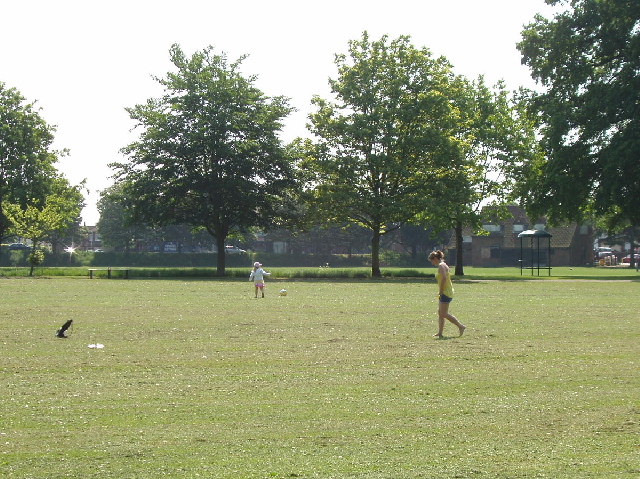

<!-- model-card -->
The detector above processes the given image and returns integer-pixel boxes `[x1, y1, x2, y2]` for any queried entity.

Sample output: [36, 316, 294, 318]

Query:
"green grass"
[1, 276, 638, 478]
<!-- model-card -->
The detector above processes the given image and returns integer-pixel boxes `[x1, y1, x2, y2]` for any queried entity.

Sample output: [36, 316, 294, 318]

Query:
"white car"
[225, 246, 246, 254]
[596, 247, 614, 259]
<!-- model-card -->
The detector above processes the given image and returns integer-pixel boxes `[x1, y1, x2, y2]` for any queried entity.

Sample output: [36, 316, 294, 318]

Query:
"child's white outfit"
[249, 267, 270, 285]
[249, 266, 270, 297]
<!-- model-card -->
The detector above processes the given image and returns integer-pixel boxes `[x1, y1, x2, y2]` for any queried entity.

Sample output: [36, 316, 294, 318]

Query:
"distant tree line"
[96, 189, 450, 258]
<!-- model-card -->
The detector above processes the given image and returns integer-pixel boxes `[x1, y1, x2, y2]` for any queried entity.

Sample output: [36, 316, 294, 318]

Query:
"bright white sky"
[2, 0, 558, 225]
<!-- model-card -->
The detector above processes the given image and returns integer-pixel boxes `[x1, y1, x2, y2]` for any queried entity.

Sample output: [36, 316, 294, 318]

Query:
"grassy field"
[1, 275, 638, 478]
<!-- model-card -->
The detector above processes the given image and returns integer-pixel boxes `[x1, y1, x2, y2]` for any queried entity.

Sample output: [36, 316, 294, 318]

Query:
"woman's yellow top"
[436, 265, 454, 297]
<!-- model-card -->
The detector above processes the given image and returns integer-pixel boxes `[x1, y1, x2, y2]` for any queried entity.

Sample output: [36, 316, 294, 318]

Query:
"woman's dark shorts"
[439, 294, 453, 303]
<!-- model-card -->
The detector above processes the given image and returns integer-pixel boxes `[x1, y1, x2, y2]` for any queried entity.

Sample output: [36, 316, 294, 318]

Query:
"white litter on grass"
[88, 343, 105, 349]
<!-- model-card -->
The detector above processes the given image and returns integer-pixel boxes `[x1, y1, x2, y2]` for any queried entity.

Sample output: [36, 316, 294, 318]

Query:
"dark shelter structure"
[518, 229, 552, 276]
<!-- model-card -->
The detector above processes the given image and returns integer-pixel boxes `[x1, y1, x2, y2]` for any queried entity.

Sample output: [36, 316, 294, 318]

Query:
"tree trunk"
[454, 220, 464, 276]
[215, 235, 226, 277]
[629, 226, 636, 269]
[371, 229, 382, 278]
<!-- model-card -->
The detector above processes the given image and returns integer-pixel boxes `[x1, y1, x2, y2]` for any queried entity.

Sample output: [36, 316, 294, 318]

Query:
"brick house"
[447, 205, 593, 267]
[79, 225, 103, 251]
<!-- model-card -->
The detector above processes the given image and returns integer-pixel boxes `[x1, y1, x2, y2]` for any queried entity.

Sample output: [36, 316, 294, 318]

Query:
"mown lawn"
[1, 276, 638, 478]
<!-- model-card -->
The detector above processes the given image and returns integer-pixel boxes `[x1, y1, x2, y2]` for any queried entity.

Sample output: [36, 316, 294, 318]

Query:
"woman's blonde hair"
[428, 250, 445, 261]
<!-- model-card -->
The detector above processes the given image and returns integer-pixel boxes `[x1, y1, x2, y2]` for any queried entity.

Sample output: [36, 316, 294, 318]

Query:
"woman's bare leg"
[438, 302, 465, 336]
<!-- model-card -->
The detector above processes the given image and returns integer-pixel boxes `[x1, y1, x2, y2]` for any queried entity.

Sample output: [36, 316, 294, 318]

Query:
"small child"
[249, 261, 271, 298]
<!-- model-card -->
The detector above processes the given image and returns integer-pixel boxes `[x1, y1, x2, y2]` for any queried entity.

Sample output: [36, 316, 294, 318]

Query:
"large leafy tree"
[3, 188, 81, 275]
[0, 82, 64, 248]
[42, 177, 85, 252]
[423, 79, 541, 275]
[114, 44, 299, 275]
[517, 0, 640, 266]
[306, 33, 469, 277]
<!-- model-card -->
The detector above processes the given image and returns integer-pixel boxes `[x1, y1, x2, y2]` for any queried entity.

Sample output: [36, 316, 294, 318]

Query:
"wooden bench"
[88, 268, 130, 279]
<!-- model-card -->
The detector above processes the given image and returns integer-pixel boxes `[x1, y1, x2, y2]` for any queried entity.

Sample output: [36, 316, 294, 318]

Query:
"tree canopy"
[305, 33, 538, 276]
[517, 0, 640, 234]
[416, 77, 540, 275]
[306, 33, 470, 277]
[0, 82, 84, 264]
[114, 44, 299, 275]
[0, 82, 68, 245]
[96, 183, 150, 252]
[3, 186, 81, 274]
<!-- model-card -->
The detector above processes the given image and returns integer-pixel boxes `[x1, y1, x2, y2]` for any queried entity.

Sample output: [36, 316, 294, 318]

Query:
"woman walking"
[428, 250, 466, 338]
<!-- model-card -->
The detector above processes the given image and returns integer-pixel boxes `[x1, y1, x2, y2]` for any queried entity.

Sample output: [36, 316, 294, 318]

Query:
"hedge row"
[1, 250, 432, 269]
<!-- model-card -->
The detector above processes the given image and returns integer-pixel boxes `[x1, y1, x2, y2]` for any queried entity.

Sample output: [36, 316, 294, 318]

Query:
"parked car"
[596, 247, 615, 259]
[622, 254, 639, 264]
[225, 246, 246, 254]
[8, 243, 30, 250]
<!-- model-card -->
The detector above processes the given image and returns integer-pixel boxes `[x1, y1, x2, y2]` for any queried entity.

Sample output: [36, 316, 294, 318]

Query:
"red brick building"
[448, 206, 593, 267]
